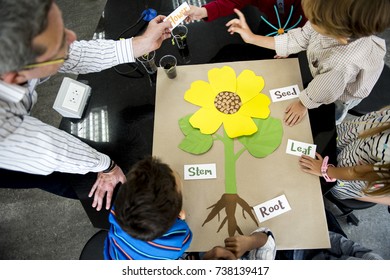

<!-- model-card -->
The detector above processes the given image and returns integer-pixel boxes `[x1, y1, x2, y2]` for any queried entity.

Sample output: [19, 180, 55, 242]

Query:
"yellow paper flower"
[184, 66, 271, 138]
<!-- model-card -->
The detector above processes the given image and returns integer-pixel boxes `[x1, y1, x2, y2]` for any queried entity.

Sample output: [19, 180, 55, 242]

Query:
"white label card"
[184, 163, 217, 180]
[253, 194, 291, 223]
[269, 84, 300, 102]
[286, 139, 316, 158]
[163, 2, 190, 30]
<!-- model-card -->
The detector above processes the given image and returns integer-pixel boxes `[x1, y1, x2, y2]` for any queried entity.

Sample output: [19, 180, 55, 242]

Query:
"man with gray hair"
[0, 0, 171, 211]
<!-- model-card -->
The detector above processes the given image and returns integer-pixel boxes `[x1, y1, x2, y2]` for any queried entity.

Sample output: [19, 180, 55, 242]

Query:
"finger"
[283, 111, 294, 124]
[227, 26, 240, 35]
[153, 15, 166, 23]
[233, 8, 246, 21]
[299, 161, 313, 169]
[95, 195, 103, 211]
[160, 20, 172, 30]
[226, 18, 240, 27]
[284, 103, 292, 113]
[288, 115, 300, 126]
[300, 154, 313, 161]
[315, 152, 323, 160]
[301, 168, 312, 174]
[89, 178, 100, 197]
[93, 188, 104, 211]
[105, 189, 113, 210]
[293, 115, 303, 126]
[224, 236, 235, 243]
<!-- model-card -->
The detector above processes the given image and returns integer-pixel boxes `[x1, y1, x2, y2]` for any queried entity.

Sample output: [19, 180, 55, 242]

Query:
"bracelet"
[103, 159, 116, 173]
[321, 156, 336, 182]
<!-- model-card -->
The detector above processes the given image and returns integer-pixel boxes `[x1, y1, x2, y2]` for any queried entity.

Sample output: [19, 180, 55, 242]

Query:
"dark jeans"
[0, 169, 79, 199]
[0, 168, 113, 229]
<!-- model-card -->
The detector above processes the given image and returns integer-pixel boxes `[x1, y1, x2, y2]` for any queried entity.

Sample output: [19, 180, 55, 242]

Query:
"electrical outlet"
[53, 77, 91, 118]
[62, 82, 86, 112]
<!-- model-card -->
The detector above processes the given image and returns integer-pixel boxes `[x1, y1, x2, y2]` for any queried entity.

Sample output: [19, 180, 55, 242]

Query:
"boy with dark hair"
[104, 157, 192, 260]
[226, 0, 390, 126]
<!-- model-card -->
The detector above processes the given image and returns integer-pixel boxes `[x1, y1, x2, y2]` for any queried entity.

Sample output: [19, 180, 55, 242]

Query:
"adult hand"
[226, 9, 255, 44]
[132, 15, 171, 58]
[185, 5, 207, 22]
[89, 165, 126, 211]
[284, 100, 308, 126]
[299, 152, 324, 177]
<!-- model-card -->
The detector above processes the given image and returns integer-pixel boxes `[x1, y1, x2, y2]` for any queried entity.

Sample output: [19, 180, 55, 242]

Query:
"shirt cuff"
[90, 153, 111, 173]
[299, 89, 322, 109]
[274, 34, 289, 57]
[115, 38, 135, 64]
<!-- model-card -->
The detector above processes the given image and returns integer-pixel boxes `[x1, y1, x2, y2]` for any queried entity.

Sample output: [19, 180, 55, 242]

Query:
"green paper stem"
[220, 130, 238, 194]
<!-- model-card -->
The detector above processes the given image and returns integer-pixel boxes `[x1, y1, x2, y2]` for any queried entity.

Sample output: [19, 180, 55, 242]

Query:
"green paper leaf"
[178, 130, 213, 154]
[238, 117, 283, 158]
[179, 114, 196, 136]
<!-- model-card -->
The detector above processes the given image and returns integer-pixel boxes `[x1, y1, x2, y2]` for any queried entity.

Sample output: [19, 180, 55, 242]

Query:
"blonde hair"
[354, 121, 390, 197]
[302, 0, 390, 39]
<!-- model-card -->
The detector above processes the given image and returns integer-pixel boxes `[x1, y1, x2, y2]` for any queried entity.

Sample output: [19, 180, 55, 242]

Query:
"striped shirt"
[330, 108, 390, 199]
[0, 38, 135, 175]
[104, 210, 192, 260]
[275, 22, 386, 109]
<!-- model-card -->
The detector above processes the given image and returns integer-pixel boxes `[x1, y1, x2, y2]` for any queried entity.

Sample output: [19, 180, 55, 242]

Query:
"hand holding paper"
[163, 2, 190, 30]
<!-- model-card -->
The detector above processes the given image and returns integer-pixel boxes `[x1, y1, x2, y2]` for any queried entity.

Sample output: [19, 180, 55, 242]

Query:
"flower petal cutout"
[208, 66, 237, 94]
[239, 94, 271, 119]
[184, 80, 216, 108]
[223, 114, 258, 138]
[236, 70, 265, 104]
[189, 107, 223, 135]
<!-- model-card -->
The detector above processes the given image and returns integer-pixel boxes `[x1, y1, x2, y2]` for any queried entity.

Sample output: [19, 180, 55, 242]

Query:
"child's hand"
[202, 246, 236, 260]
[185, 5, 207, 22]
[226, 9, 255, 43]
[299, 153, 323, 177]
[284, 100, 308, 126]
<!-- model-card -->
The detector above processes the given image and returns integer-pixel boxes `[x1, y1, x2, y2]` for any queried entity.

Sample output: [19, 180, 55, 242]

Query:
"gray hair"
[0, 0, 53, 74]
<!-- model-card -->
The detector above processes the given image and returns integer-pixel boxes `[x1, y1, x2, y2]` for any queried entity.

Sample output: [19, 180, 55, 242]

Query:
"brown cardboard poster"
[153, 58, 330, 251]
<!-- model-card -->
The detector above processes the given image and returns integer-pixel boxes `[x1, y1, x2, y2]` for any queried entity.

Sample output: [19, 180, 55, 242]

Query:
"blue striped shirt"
[104, 210, 193, 260]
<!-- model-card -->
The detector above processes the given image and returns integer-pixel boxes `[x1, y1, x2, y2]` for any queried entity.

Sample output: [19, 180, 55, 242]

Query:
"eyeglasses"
[22, 56, 68, 70]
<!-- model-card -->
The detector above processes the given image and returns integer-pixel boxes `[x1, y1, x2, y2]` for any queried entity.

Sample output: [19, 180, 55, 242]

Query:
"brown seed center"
[214, 91, 242, 114]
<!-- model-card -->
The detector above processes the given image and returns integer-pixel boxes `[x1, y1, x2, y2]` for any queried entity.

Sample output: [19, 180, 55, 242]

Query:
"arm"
[285, 65, 356, 126]
[226, 9, 275, 49]
[224, 227, 275, 260]
[0, 113, 125, 211]
[299, 152, 374, 181]
[60, 15, 171, 74]
[274, 21, 313, 57]
[185, 5, 208, 22]
[224, 232, 268, 258]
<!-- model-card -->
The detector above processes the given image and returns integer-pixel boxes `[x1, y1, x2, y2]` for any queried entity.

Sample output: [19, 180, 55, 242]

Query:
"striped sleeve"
[299, 68, 353, 109]
[59, 38, 135, 74]
[0, 114, 110, 175]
